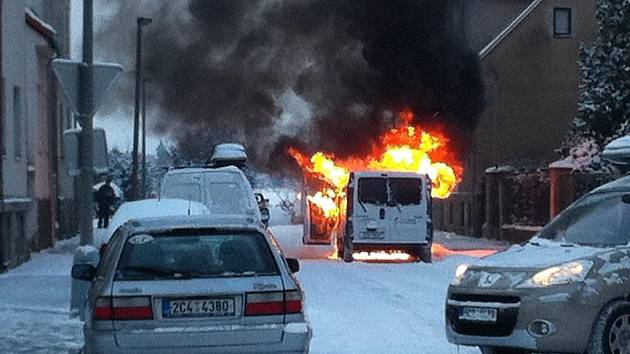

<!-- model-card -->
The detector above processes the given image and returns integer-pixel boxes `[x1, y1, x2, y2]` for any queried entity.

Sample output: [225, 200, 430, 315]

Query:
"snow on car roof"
[123, 214, 263, 234]
[166, 165, 244, 175]
[99, 198, 210, 244]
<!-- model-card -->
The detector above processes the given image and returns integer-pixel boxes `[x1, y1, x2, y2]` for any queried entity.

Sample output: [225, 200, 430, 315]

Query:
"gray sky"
[70, 0, 163, 154]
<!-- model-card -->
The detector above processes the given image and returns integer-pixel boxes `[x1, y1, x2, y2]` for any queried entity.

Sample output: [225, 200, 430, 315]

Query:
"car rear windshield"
[116, 231, 278, 280]
[538, 193, 630, 247]
[206, 182, 249, 214]
[358, 177, 422, 206]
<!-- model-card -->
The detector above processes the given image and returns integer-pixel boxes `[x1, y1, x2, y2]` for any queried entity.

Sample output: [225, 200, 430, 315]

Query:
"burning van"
[301, 169, 433, 262]
[337, 171, 433, 263]
[290, 110, 462, 262]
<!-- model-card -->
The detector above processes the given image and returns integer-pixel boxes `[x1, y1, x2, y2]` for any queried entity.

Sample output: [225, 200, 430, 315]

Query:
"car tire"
[337, 237, 344, 260]
[342, 237, 353, 263]
[479, 346, 530, 354]
[586, 300, 630, 354]
[418, 245, 432, 263]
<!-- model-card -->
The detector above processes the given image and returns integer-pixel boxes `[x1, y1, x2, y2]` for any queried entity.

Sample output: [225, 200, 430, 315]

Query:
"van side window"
[389, 178, 422, 205]
[358, 178, 387, 205]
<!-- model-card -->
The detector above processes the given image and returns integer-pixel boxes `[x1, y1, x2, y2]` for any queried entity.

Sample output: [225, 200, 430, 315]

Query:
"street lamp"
[141, 78, 148, 198]
[131, 17, 152, 200]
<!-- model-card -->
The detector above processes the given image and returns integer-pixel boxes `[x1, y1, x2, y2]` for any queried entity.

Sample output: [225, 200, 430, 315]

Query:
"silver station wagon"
[72, 216, 311, 354]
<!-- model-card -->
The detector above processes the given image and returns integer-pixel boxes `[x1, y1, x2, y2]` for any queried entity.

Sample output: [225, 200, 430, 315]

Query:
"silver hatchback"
[72, 216, 311, 354]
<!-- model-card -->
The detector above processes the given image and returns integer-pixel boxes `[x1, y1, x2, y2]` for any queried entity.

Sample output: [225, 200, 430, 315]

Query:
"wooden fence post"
[483, 166, 513, 240]
[549, 160, 575, 219]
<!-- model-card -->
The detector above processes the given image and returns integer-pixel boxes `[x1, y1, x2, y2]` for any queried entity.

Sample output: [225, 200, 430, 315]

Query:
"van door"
[352, 177, 389, 243]
[353, 176, 428, 245]
[386, 177, 428, 244]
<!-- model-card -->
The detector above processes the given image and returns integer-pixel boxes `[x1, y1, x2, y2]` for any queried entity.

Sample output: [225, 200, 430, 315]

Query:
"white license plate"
[361, 231, 385, 239]
[163, 298, 235, 318]
[459, 307, 498, 322]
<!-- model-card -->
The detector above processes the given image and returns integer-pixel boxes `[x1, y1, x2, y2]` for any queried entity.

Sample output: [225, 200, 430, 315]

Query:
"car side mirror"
[287, 258, 300, 273]
[71, 264, 97, 281]
[261, 207, 270, 225]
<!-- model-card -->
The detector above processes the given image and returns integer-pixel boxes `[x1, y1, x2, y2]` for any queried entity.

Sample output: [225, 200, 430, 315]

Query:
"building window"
[554, 8, 572, 36]
[13, 86, 23, 158]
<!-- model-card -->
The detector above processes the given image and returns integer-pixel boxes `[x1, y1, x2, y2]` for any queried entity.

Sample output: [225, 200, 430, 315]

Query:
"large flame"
[289, 111, 463, 260]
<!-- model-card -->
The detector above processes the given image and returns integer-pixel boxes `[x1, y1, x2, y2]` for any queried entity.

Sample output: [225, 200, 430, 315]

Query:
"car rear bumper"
[84, 322, 312, 354]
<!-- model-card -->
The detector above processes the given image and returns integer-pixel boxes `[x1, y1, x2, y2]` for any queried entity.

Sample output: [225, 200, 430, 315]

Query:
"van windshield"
[116, 231, 278, 280]
[537, 192, 630, 247]
[358, 177, 422, 206]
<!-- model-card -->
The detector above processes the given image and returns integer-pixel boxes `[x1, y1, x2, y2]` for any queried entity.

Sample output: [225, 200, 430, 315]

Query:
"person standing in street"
[96, 176, 116, 228]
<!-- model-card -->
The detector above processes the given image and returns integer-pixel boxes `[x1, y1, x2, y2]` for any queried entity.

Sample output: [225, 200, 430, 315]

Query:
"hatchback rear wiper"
[120, 266, 197, 279]
[219, 271, 258, 277]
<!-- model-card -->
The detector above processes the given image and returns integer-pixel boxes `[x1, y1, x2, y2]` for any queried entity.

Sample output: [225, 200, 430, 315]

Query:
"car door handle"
[379, 208, 385, 219]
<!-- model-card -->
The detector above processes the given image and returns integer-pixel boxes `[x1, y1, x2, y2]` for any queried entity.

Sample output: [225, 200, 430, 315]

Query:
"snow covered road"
[297, 258, 478, 354]
[0, 225, 498, 354]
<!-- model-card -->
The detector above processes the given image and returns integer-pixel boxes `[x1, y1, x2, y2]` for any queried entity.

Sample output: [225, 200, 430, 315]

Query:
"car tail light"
[94, 296, 153, 321]
[284, 290, 303, 314]
[245, 290, 303, 316]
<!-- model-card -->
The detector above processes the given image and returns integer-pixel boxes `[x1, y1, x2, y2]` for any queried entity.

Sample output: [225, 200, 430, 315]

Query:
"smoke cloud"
[96, 0, 484, 171]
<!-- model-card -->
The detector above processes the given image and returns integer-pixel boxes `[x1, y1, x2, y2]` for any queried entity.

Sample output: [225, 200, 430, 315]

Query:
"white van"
[337, 171, 433, 263]
[160, 166, 267, 225]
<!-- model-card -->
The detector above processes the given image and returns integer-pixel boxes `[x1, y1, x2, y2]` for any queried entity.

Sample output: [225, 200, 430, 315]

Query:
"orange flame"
[289, 111, 463, 260]
[289, 111, 462, 199]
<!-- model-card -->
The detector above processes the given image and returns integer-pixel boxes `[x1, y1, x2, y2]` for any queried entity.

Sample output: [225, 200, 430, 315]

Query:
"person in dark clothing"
[96, 177, 116, 228]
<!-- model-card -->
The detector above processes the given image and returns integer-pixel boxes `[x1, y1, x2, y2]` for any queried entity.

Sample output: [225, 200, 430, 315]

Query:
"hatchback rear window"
[116, 231, 278, 280]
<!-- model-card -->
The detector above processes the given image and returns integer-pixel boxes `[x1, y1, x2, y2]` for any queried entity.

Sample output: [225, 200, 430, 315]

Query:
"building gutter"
[25, 7, 60, 54]
[0, 0, 4, 216]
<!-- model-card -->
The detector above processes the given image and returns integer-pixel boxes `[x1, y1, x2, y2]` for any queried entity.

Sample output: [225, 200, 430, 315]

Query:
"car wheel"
[418, 245, 432, 263]
[479, 346, 530, 354]
[587, 300, 630, 354]
[342, 237, 353, 263]
[337, 238, 344, 260]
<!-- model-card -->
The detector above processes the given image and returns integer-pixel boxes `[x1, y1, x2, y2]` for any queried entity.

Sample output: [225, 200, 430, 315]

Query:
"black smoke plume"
[96, 0, 484, 171]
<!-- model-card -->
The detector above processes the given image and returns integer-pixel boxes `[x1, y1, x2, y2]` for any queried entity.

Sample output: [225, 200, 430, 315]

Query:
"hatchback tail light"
[94, 296, 153, 320]
[245, 290, 303, 316]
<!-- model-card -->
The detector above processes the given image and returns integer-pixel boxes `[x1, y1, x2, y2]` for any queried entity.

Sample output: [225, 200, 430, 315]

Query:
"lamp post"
[141, 78, 147, 198]
[131, 17, 152, 200]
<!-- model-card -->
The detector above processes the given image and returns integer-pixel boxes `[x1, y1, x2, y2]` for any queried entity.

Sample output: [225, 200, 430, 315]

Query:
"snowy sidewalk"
[0, 237, 83, 354]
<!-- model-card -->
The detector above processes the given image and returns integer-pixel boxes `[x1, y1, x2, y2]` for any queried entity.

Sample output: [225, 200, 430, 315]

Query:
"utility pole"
[77, 0, 94, 246]
[131, 17, 152, 200]
[141, 78, 147, 198]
